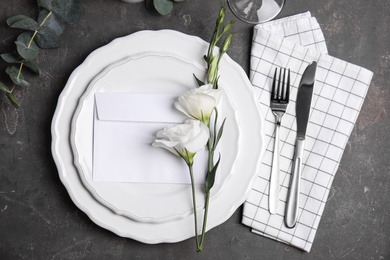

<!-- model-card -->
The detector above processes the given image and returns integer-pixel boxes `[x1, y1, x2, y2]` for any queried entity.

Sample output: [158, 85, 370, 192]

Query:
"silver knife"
[285, 61, 317, 228]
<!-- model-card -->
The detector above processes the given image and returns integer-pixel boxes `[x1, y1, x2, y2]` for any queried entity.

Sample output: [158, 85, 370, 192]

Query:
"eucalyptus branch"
[8, 11, 52, 101]
[0, 0, 83, 108]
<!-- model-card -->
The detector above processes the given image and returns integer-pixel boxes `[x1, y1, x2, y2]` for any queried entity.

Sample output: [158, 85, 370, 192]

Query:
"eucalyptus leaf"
[1, 53, 41, 75]
[15, 32, 40, 60]
[6, 93, 20, 108]
[38, 8, 65, 36]
[37, 0, 52, 10]
[6, 66, 30, 87]
[38, 0, 83, 24]
[7, 15, 39, 31]
[205, 155, 221, 192]
[1, 53, 23, 63]
[0, 82, 11, 94]
[36, 26, 61, 48]
[24, 61, 42, 75]
[153, 0, 174, 15]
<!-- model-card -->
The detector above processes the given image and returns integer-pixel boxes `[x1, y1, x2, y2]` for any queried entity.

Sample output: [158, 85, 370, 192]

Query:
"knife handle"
[285, 138, 304, 228]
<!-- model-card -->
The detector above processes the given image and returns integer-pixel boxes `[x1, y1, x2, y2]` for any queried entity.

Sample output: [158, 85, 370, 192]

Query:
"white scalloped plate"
[71, 52, 240, 223]
[51, 30, 264, 243]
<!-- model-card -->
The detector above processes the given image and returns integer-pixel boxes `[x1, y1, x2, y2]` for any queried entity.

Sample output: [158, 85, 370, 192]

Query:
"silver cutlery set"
[269, 62, 317, 228]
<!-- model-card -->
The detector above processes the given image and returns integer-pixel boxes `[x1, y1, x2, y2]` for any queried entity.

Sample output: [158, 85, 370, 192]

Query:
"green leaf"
[0, 82, 11, 94]
[24, 61, 42, 75]
[203, 54, 209, 63]
[38, 9, 65, 36]
[38, 0, 83, 24]
[215, 118, 226, 147]
[36, 26, 61, 48]
[6, 92, 20, 108]
[153, 0, 174, 15]
[7, 15, 39, 31]
[37, 0, 52, 10]
[15, 32, 40, 60]
[205, 155, 221, 192]
[6, 66, 30, 87]
[1, 53, 23, 63]
[193, 74, 205, 87]
[1, 53, 41, 75]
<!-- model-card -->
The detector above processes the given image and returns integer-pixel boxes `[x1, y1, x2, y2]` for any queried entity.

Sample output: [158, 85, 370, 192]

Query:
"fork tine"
[277, 68, 282, 99]
[285, 68, 290, 101]
[281, 68, 286, 100]
[271, 67, 291, 102]
[271, 68, 277, 100]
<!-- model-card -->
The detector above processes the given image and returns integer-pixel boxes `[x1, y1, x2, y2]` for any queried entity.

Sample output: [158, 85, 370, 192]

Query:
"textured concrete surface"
[0, 0, 389, 259]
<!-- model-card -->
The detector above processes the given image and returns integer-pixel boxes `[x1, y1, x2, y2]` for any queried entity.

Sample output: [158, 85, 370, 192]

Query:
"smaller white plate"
[71, 52, 240, 223]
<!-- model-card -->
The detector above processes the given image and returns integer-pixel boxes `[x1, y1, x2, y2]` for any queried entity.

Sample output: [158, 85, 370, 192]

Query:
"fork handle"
[285, 138, 304, 228]
[269, 122, 281, 214]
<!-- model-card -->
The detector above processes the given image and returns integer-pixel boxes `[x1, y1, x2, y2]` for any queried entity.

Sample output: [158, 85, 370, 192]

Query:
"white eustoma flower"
[175, 84, 222, 124]
[152, 119, 210, 165]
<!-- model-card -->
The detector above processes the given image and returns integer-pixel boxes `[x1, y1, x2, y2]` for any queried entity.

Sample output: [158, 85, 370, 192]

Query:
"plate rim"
[51, 29, 265, 243]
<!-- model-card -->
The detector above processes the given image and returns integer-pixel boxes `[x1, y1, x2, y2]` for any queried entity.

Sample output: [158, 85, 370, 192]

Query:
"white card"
[93, 92, 209, 184]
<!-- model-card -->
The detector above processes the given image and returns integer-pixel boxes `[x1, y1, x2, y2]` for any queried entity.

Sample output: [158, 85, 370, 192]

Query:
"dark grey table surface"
[1, 0, 389, 259]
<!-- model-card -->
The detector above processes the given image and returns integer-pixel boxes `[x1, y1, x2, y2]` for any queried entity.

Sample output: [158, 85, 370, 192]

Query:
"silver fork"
[269, 67, 290, 214]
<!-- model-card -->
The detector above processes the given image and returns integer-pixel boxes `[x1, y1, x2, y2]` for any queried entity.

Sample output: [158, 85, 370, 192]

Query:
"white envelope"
[93, 92, 209, 184]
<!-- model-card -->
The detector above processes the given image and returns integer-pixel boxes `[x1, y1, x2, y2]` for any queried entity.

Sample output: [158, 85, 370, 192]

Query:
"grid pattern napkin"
[242, 12, 373, 252]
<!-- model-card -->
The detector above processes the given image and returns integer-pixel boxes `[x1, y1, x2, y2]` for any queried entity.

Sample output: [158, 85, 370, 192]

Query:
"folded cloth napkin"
[242, 12, 374, 252]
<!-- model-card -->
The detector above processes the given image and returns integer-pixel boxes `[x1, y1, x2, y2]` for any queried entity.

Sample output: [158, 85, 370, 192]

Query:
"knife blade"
[285, 61, 317, 228]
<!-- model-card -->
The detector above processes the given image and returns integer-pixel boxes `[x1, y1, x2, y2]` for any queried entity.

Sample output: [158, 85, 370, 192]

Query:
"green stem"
[198, 111, 217, 252]
[38, 11, 52, 27]
[28, 31, 38, 48]
[188, 163, 200, 249]
[198, 190, 211, 252]
[18, 63, 24, 75]
[207, 134, 213, 170]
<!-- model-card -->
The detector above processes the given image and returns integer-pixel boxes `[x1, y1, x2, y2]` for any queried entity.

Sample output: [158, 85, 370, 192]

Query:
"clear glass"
[228, 0, 285, 24]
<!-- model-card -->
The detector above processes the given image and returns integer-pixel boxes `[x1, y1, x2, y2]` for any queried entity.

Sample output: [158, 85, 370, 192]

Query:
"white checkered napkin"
[242, 12, 373, 252]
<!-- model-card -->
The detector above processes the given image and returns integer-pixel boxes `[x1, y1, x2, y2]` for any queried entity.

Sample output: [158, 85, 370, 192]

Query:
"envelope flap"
[95, 92, 186, 123]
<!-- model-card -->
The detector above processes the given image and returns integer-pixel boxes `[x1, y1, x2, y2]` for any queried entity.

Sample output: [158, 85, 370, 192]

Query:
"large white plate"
[71, 52, 240, 223]
[51, 30, 264, 243]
